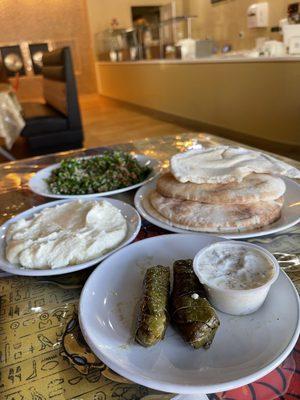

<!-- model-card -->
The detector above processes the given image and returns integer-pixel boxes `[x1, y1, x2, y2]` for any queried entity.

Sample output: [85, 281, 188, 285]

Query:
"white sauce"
[5, 200, 127, 269]
[196, 242, 274, 290]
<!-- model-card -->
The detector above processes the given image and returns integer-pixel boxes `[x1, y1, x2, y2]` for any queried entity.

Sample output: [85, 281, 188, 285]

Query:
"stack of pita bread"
[143, 146, 300, 233]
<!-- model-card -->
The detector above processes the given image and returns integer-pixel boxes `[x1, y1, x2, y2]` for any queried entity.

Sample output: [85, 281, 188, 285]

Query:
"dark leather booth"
[21, 47, 83, 155]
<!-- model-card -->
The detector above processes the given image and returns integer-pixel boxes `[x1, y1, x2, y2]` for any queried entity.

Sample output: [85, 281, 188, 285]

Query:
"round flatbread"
[157, 172, 286, 204]
[170, 147, 300, 184]
[147, 190, 283, 233]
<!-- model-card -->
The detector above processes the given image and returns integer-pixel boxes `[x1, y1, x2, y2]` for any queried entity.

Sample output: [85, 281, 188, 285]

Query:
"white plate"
[79, 234, 300, 394]
[134, 177, 300, 239]
[29, 154, 162, 199]
[0, 198, 141, 276]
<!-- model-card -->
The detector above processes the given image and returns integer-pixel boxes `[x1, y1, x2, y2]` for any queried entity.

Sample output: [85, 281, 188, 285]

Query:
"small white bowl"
[193, 241, 280, 316]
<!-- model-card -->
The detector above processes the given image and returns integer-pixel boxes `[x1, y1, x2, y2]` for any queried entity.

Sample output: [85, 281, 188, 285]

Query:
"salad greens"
[47, 151, 152, 195]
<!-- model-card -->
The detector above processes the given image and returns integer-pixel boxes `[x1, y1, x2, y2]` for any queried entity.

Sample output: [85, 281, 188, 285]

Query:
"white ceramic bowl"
[29, 154, 162, 199]
[193, 241, 280, 316]
[0, 197, 141, 276]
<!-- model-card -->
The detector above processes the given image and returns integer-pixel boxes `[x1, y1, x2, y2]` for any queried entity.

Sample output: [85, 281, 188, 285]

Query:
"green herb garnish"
[47, 151, 152, 195]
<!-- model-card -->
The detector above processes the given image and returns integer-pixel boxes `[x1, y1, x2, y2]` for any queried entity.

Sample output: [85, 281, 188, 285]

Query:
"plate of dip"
[79, 234, 300, 395]
[0, 198, 141, 276]
[29, 154, 162, 199]
[134, 177, 300, 239]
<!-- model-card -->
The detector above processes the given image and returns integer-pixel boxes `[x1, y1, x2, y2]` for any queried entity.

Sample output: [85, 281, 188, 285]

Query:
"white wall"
[181, 0, 290, 50]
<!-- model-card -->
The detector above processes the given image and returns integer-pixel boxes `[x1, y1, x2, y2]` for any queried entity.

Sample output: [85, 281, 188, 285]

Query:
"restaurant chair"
[20, 47, 83, 155]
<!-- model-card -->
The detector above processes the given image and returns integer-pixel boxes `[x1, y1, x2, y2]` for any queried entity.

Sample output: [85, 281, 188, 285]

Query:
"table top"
[0, 133, 299, 400]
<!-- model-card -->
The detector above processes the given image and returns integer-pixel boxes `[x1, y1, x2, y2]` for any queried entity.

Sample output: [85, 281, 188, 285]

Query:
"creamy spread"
[195, 242, 274, 290]
[6, 200, 127, 269]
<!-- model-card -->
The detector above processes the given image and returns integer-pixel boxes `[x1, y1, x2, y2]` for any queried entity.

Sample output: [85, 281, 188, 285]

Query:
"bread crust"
[146, 190, 283, 233]
[157, 173, 285, 204]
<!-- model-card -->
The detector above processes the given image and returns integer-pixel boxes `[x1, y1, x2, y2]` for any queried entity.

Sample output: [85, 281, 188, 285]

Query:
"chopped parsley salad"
[47, 151, 152, 195]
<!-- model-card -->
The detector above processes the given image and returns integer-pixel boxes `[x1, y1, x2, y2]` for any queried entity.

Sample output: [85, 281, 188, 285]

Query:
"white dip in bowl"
[5, 200, 127, 269]
[193, 241, 279, 315]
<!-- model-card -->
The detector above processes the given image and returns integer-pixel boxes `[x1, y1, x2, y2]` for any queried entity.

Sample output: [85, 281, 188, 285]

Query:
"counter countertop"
[97, 55, 300, 65]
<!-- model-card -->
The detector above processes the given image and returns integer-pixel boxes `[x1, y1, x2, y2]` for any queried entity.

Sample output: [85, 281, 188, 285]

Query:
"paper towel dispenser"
[247, 3, 269, 28]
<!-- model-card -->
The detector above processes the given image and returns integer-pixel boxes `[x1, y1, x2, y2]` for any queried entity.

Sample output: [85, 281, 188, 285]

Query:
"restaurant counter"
[96, 58, 300, 149]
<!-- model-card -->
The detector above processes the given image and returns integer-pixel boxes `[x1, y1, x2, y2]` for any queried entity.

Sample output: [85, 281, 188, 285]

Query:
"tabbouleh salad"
[47, 151, 152, 195]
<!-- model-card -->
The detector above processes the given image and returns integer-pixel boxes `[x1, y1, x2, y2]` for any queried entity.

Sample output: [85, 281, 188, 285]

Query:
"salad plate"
[134, 177, 300, 239]
[79, 234, 300, 394]
[29, 154, 162, 199]
[0, 198, 141, 276]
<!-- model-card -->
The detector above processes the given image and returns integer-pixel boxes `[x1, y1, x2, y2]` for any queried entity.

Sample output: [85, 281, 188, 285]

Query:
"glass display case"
[96, 15, 197, 61]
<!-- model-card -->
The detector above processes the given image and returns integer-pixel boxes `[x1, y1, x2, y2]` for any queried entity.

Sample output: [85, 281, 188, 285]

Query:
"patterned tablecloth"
[0, 133, 299, 400]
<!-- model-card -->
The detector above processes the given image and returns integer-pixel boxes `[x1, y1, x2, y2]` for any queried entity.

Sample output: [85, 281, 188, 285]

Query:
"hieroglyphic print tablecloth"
[0, 133, 299, 400]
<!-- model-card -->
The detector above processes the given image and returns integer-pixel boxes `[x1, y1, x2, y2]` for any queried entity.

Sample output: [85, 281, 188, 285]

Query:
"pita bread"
[171, 147, 300, 184]
[147, 190, 283, 233]
[157, 172, 285, 204]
